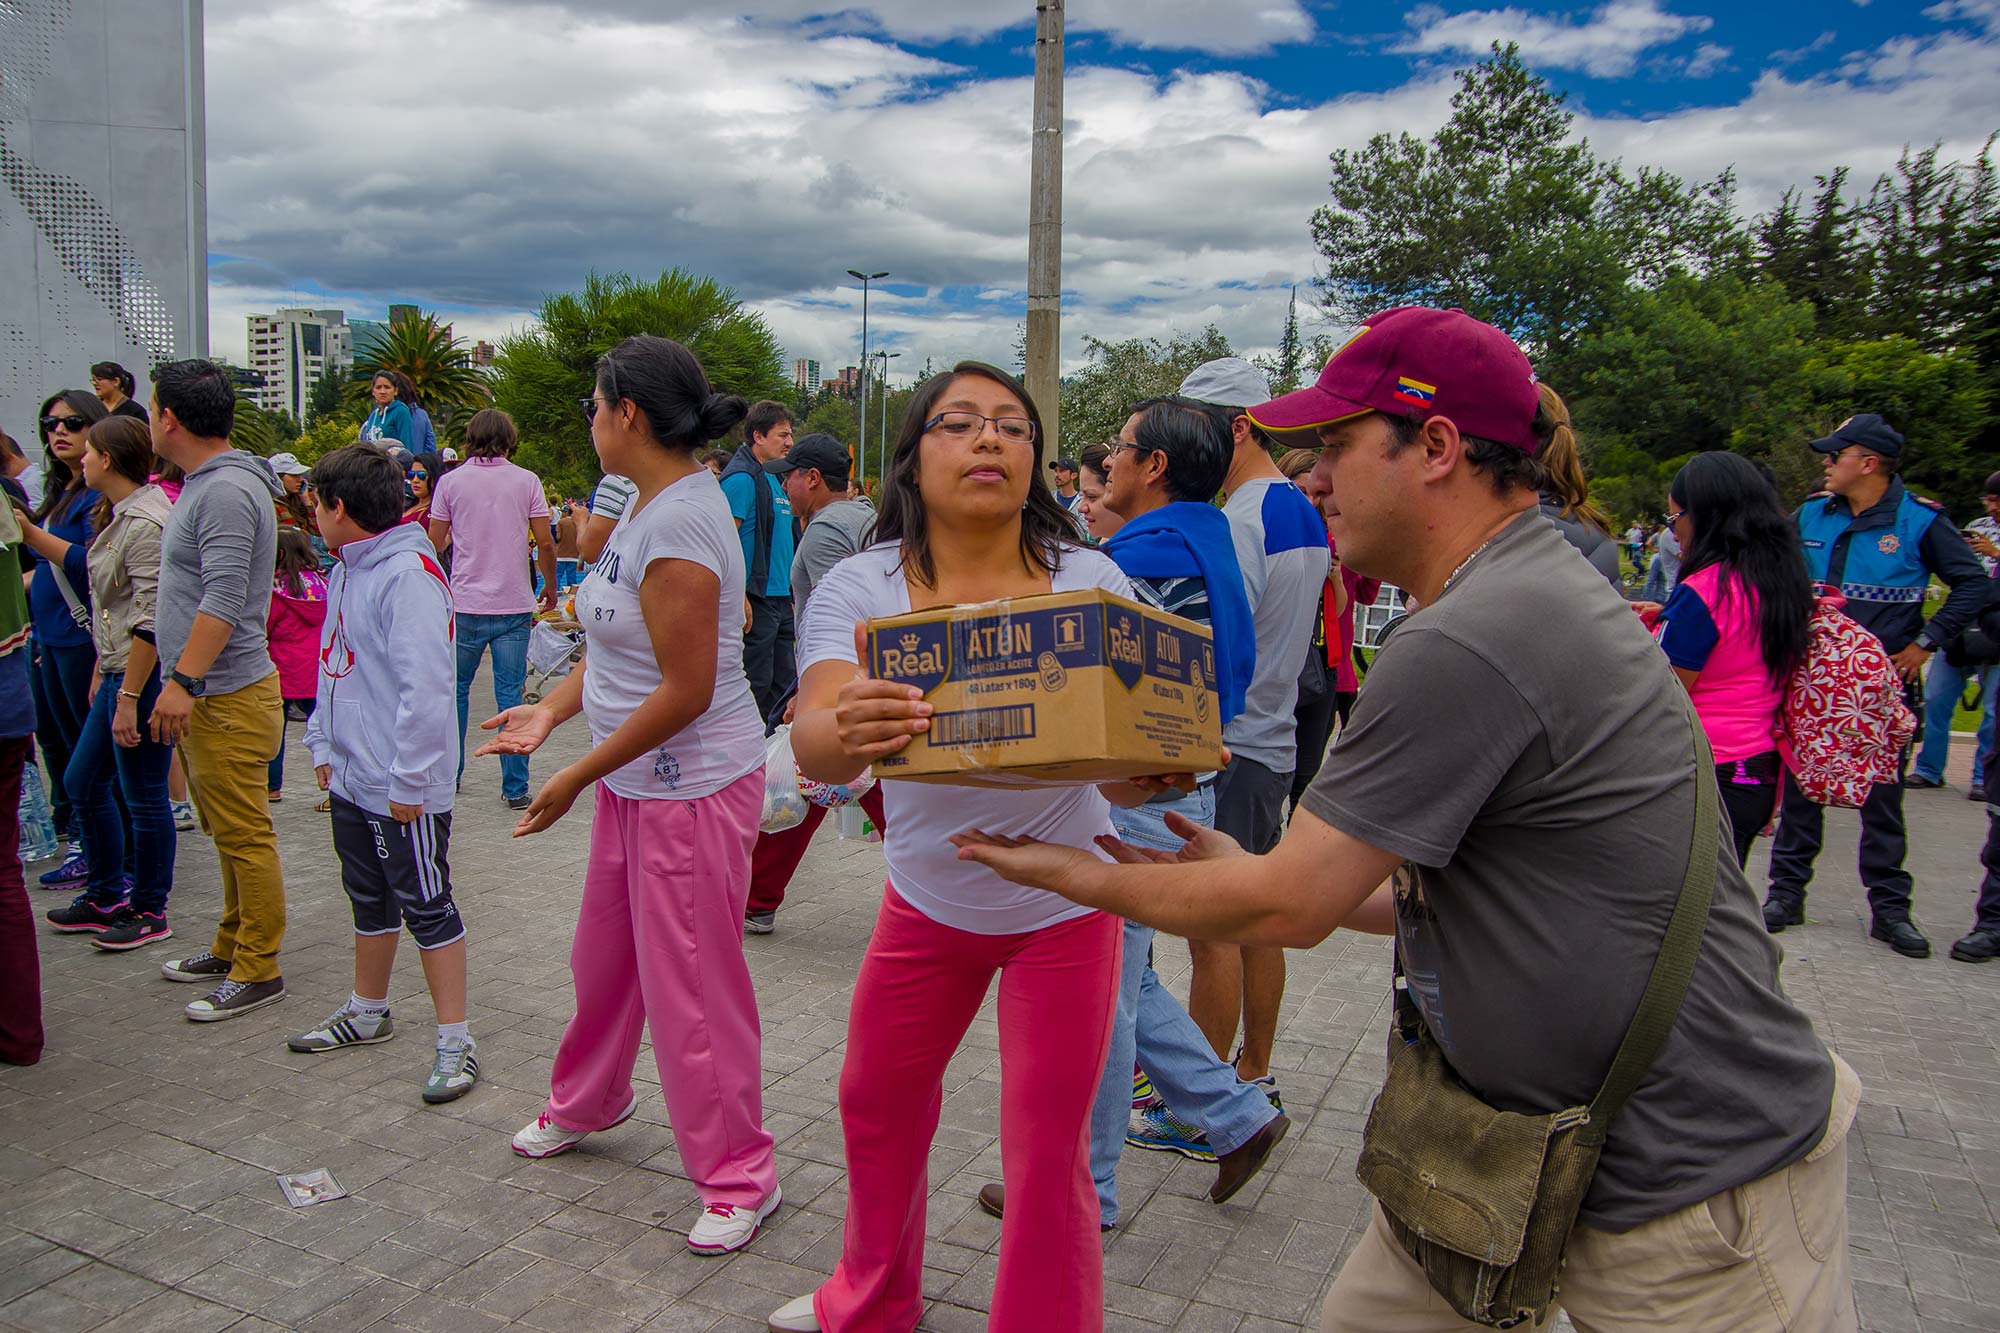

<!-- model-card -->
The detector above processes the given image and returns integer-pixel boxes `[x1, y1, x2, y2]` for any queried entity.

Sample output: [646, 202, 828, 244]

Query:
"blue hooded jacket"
[1103, 501, 1256, 724]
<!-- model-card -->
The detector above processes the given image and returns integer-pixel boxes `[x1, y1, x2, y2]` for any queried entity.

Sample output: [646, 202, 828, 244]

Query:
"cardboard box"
[867, 588, 1224, 786]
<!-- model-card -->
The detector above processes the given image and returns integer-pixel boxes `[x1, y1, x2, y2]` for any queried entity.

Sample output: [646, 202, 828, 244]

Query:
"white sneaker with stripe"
[287, 1004, 394, 1053]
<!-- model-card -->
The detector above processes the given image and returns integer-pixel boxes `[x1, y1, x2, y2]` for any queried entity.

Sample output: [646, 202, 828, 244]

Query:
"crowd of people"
[2, 306, 1996, 1331]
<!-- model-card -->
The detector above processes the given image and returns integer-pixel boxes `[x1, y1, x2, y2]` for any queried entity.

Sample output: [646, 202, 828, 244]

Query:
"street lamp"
[873, 350, 902, 482]
[847, 269, 889, 488]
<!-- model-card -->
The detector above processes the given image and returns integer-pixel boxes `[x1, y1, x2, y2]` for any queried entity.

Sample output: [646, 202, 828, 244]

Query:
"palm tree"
[348, 309, 491, 444]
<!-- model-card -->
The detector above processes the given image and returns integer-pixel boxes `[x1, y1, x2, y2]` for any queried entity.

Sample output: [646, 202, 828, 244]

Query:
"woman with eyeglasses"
[768, 361, 1188, 1333]
[477, 335, 779, 1257]
[18, 391, 110, 891]
[1643, 452, 1813, 866]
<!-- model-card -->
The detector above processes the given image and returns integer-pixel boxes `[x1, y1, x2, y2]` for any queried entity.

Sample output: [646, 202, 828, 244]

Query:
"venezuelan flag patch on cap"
[1392, 376, 1437, 407]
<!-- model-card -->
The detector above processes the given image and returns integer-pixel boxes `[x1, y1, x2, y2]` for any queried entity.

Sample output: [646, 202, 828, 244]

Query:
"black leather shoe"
[1949, 929, 2000, 962]
[1971, 785, 1987, 803]
[1762, 896, 1805, 933]
[1209, 1113, 1290, 1205]
[1905, 774, 1944, 790]
[1870, 917, 1932, 958]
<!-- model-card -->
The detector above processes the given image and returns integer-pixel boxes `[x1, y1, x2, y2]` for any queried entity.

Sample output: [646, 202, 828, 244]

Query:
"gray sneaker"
[424, 1039, 479, 1104]
[185, 977, 286, 1022]
[288, 1004, 394, 1053]
[161, 950, 231, 982]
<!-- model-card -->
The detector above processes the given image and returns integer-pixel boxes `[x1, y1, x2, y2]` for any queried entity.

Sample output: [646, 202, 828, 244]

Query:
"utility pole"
[1026, 0, 1064, 457]
[847, 268, 888, 488]
[874, 350, 901, 479]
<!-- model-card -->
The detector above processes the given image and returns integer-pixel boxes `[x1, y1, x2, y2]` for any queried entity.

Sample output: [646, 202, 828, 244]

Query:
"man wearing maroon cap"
[955, 308, 1856, 1330]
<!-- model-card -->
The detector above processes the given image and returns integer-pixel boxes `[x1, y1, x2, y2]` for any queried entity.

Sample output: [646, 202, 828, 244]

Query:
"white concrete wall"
[1, 0, 207, 437]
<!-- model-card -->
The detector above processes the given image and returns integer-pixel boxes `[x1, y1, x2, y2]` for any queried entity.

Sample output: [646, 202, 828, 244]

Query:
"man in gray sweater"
[146, 360, 291, 1022]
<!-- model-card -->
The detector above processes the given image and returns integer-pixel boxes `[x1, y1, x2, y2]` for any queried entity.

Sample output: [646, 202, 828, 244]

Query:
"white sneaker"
[510, 1093, 638, 1159]
[686, 1185, 781, 1255]
[766, 1291, 820, 1332]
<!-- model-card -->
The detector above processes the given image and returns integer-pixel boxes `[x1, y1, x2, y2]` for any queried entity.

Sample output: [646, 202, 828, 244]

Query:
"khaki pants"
[181, 674, 287, 984]
[1322, 1053, 1862, 1333]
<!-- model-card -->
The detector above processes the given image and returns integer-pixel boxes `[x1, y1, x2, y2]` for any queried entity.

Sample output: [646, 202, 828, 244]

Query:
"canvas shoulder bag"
[1352, 708, 1719, 1329]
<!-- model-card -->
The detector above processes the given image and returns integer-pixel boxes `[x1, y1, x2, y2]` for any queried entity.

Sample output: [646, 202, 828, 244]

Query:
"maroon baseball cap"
[1246, 307, 1542, 454]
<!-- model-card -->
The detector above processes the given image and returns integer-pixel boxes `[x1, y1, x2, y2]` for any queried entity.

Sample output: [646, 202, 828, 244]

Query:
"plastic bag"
[760, 726, 808, 833]
[17, 759, 60, 863]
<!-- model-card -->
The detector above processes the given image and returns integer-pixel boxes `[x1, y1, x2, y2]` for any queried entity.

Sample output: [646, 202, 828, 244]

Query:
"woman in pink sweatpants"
[477, 341, 779, 1256]
[771, 362, 1199, 1332]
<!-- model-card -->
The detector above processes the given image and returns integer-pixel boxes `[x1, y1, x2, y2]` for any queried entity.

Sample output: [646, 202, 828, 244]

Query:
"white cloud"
[478, 0, 1316, 54]
[1396, 0, 1713, 78]
[1924, 0, 2000, 33]
[201, 0, 1998, 402]
[1771, 31, 1837, 64]
[1681, 42, 1731, 77]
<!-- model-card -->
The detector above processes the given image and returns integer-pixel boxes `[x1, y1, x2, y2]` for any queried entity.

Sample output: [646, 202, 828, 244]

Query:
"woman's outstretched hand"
[477, 703, 554, 757]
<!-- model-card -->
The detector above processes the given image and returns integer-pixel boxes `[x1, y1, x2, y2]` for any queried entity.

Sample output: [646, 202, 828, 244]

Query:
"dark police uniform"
[1768, 476, 1987, 925]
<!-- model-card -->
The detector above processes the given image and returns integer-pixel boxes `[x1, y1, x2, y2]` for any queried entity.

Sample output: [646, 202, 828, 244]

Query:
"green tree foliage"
[304, 367, 351, 429]
[1254, 288, 1305, 395]
[228, 399, 278, 456]
[492, 269, 790, 497]
[1058, 326, 1234, 454]
[290, 413, 360, 466]
[1311, 44, 1743, 374]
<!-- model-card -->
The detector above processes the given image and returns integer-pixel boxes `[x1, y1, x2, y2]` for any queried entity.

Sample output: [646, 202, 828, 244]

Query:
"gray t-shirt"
[790, 497, 876, 625]
[157, 450, 279, 695]
[1301, 509, 1832, 1232]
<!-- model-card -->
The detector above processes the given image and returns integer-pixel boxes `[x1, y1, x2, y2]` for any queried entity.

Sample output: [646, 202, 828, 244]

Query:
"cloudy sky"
[203, 0, 2000, 385]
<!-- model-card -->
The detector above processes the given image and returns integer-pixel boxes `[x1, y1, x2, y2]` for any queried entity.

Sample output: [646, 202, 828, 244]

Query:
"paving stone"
[6, 673, 1999, 1329]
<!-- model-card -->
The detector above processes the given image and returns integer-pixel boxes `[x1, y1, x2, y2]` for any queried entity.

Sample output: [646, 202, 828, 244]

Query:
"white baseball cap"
[267, 452, 310, 477]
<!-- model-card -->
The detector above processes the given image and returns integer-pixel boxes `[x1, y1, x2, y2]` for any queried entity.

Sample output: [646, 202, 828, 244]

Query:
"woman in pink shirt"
[1648, 452, 1814, 865]
[266, 529, 330, 803]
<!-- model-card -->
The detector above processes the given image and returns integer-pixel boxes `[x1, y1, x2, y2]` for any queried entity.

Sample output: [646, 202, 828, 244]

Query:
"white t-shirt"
[799, 541, 1129, 935]
[575, 469, 765, 801]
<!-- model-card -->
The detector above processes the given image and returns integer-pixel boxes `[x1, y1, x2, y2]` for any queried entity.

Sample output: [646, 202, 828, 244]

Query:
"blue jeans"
[456, 612, 531, 800]
[1088, 786, 1278, 1225]
[32, 639, 95, 839]
[63, 669, 173, 912]
[1915, 657, 1997, 785]
[268, 697, 318, 794]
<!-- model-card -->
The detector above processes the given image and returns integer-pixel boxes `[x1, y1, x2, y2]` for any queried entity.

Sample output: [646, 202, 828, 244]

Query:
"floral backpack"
[1777, 590, 1917, 807]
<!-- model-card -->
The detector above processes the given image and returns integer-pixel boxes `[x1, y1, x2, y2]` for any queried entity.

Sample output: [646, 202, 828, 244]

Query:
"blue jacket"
[27, 485, 100, 649]
[1103, 502, 1256, 724]
[1796, 477, 1987, 654]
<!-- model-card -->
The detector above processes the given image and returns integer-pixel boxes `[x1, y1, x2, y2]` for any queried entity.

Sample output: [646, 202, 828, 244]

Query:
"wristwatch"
[170, 670, 207, 697]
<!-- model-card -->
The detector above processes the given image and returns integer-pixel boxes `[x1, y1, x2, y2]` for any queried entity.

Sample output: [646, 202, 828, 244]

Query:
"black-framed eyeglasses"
[40, 414, 88, 435]
[922, 411, 1037, 444]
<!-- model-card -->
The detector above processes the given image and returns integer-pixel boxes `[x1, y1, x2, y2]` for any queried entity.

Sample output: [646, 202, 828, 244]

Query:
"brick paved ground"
[5, 679, 2000, 1332]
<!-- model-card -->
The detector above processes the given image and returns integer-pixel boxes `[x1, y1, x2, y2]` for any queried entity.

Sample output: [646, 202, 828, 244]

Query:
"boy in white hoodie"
[288, 445, 476, 1103]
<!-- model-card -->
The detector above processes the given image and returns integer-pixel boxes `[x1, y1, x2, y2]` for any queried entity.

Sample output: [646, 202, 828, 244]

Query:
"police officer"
[1764, 414, 1989, 957]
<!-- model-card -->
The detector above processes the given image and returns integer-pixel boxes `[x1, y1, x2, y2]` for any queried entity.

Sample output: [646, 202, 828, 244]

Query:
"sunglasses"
[412, 470, 429, 480]
[578, 397, 601, 424]
[41, 414, 89, 435]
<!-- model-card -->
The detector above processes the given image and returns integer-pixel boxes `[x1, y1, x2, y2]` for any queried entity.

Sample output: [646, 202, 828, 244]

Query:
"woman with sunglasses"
[403, 452, 443, 526]
[478, 336, 779, 1256]
[19, 392, 109, 891]
[768, 362, 1184, 1333]
[30, 418, 176, 945]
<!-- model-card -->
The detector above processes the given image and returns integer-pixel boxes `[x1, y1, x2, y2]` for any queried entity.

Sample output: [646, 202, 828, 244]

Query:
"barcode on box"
[930, 705, 1036, 747]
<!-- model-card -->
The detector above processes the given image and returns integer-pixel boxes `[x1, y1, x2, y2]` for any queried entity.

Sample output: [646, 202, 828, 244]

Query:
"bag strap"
[49, 559, 90, 630]
[1580, 700, 1718, 1145]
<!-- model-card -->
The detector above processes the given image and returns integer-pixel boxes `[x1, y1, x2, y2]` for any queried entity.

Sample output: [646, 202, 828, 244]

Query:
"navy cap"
[1811, 413, 1904, 458]
[766, 433, 851, 486]
[1052, 456, 1079, 473]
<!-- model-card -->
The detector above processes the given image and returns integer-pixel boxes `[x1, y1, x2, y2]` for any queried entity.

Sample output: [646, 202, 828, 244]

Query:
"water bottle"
[17, 761, 60, 864]
[836, 804, 866, 840]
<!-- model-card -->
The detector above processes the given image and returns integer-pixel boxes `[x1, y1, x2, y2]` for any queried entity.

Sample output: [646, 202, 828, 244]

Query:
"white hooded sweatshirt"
[303, 522, 458, 815]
